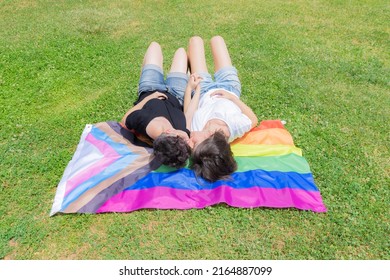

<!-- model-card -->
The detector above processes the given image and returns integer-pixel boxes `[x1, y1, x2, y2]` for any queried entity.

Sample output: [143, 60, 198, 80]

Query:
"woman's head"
[153, 133, 191, 169]
[188, 130, 211, 149]
[190, 131, 237, 182]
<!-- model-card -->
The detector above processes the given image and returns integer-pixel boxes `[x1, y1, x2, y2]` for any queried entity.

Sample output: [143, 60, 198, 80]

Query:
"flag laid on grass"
[50, 120, 327, 215]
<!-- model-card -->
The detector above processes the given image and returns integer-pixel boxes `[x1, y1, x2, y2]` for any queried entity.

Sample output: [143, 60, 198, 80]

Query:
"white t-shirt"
[191, 88, 252, 142]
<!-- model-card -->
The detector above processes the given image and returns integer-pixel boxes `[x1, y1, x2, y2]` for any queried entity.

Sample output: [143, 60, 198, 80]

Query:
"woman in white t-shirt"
[184, 36, 258, 182]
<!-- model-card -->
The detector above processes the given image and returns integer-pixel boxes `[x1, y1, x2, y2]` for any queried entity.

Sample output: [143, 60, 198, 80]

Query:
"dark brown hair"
[190, 131, 237, 182]
[153, 134, 191, 169]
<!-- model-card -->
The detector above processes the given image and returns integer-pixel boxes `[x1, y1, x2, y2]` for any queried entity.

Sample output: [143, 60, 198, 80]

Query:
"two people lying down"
[120, 36, 258, 182]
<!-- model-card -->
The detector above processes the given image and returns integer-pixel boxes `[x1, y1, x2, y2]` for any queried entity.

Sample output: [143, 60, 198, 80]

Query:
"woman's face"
[188, 130, 212, 149]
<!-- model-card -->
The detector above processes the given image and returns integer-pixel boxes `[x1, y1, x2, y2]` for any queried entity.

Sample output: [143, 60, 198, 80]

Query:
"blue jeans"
[198, 66, 241, 97]
[138, 64, 189, 105]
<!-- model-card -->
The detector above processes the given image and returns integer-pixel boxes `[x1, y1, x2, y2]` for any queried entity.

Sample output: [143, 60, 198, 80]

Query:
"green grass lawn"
[0, 0, 389, 259]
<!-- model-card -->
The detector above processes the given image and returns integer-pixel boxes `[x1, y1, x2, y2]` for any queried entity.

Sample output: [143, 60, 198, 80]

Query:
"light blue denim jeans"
[198, 66, 241, 97]
[138, 64, 188, 105]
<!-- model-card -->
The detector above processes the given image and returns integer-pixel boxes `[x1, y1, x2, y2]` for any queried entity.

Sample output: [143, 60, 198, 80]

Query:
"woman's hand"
[144, 92, 167, 102]
[210, 90, 237, 100]
[187, 73, 202, 90]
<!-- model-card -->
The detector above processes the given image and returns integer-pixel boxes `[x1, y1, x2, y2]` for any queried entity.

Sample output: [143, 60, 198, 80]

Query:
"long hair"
[153, 134, 191, 169]
[190, 131, 237, 182]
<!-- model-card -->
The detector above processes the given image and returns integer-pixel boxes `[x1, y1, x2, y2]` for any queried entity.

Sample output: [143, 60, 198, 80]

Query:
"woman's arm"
[120, 92, 167, 126]
[184, 85, 200, 130]
[211, 90, 258, 128]
[184, 74, 202, 130]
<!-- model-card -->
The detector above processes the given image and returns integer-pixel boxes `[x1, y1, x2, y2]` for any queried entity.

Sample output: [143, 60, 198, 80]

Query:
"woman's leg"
[142, 41, 163, 68]
[169, 47, 187, 73]
[210, 35, 232, 72]
[187, 36, 209, 74]
[138, 42, 166, 95]
[166, 48, 189, 104]
[210, 36, 241, 97]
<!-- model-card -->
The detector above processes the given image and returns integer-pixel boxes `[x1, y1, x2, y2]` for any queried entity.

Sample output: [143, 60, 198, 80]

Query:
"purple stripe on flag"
[96, 185, 327, 213]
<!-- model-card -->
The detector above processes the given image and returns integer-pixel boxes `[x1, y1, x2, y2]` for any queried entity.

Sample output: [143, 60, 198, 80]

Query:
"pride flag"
[50, 120, 327, 215]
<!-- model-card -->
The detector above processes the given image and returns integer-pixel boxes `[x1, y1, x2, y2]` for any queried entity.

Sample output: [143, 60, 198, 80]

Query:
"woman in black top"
[121, 42, 200, 168]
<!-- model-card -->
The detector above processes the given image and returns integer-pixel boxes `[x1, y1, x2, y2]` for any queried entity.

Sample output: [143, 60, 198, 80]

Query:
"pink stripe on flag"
[96, 186, 327, 213]
[65, 133, 120, 196]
